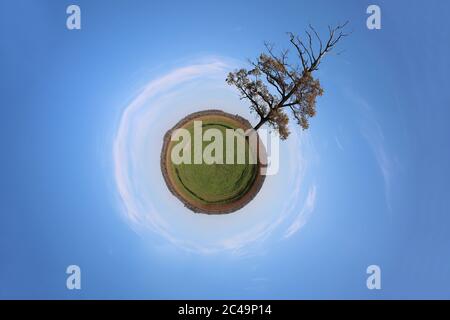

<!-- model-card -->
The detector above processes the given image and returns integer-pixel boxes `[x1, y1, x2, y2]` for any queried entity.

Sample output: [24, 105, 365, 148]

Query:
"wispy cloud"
[335, 135, 344, 151]
[346, 90, 397, 212]
[361, 121, 393, 211]
[284, 185, 317, 238]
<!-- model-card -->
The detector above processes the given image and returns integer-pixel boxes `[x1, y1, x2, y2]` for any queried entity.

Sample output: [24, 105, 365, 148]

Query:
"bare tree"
[226, 22, 348, 140]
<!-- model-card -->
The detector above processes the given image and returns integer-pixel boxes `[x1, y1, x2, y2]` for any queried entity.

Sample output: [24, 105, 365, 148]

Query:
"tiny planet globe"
[161, 109, 266, 214]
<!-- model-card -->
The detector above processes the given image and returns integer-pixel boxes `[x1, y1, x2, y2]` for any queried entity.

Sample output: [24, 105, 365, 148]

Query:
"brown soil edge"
[160, 109, 267, 215]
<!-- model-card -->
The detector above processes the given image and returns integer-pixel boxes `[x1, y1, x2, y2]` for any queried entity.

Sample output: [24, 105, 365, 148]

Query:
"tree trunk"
[254, 115, 269, 131]
[254, 120, 264, 131]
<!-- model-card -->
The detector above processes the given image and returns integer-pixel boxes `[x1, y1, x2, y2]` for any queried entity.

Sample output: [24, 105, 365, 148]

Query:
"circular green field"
[161, 110, 265, 214]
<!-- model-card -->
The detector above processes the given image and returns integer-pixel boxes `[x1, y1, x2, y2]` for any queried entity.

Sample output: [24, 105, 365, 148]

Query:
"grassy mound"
[161, 110, 266, 214]
[170, 118, 257, 204]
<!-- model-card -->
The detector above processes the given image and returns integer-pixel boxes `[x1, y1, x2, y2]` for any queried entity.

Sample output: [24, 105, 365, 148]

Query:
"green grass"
[168, 118, 258, 205]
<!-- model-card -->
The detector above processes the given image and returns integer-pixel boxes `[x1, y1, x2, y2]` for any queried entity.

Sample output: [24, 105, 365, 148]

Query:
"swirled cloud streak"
[113, 59, 317, 254]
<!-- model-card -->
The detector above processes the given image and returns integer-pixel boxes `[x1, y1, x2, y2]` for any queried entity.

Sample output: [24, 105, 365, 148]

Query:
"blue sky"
[1, 0, 450, 299]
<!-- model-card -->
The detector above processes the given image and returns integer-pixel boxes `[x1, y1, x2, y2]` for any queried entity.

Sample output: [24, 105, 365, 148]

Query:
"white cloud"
[335, 135, 344, 151]
[346, 90, 397, 212]
[284, 185, 317, 238]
